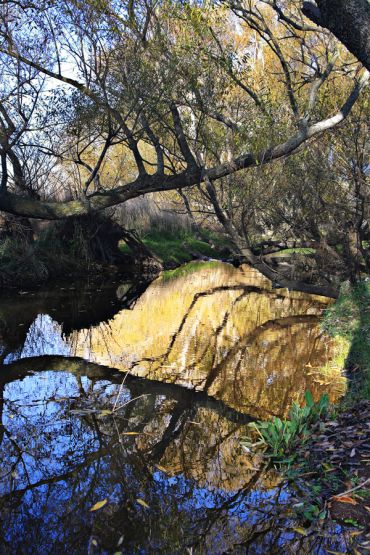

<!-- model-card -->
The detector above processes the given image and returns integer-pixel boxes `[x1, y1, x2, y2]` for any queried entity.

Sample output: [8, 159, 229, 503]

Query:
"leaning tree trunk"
[342, 224, 367, 283]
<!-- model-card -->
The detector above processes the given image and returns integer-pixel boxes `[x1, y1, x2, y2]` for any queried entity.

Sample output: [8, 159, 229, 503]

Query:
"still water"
[0, 262, 349, 553]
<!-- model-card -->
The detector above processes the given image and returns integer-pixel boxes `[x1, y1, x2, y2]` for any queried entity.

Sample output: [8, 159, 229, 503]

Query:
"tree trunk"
[303, 0, 370, 71]
[178, 189, 203, 240]
[342, 224, 366, 283]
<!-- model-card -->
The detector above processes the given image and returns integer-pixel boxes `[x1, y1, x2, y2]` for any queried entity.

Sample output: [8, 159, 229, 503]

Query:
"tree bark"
[303, 0, 370, 71]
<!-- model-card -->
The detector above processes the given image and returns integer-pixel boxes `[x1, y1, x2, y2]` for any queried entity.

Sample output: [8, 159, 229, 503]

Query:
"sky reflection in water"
[0, 263, 348, 553]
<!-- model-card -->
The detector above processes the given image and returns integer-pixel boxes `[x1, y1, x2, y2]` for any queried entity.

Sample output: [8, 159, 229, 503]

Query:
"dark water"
[0, 263, 351, 554]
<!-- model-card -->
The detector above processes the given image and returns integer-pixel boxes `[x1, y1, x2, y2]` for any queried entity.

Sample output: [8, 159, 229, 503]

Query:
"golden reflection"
[135, 403, 269, 492]
[69, 262, 347, 418]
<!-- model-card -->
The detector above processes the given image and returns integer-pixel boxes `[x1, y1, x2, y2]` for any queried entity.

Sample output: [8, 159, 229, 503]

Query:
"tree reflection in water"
[0, 363, 349, 554]
[0, 262, 350, 553]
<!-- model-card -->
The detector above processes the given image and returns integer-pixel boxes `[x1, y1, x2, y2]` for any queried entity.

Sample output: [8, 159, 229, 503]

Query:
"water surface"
[0, 263, 348, 553]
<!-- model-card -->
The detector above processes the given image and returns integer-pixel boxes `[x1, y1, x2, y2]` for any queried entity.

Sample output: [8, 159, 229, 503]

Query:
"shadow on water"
[0, 262, 350, 554]
[0, 274, 153, 363]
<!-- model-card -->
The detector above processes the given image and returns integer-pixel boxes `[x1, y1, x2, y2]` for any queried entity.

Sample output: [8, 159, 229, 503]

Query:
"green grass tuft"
[268, 247, 316, 258]
[322, 280, 370, 400]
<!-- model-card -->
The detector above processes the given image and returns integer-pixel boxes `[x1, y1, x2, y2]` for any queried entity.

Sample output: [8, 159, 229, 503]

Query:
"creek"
[0, 262, 349, 554]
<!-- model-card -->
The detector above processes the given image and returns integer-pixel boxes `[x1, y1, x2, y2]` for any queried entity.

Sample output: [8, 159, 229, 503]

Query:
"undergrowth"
[0, 234, 94, 288]
[120, 229, 230, 268]
[0, 237, 50, 286]
[242, 392, 329, 466]
[0, 218, 111, 289]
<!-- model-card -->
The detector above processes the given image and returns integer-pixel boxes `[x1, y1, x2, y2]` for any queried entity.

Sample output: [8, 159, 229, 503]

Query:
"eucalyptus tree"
[0, 0, 367, 228]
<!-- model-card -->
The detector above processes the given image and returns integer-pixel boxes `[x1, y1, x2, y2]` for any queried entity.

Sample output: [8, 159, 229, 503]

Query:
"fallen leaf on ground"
[293, 527, 308, 536]
[331, 496, 357, 505]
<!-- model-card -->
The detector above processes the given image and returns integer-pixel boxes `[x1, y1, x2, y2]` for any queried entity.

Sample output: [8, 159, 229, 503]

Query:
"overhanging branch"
[0, 67, 367, 220]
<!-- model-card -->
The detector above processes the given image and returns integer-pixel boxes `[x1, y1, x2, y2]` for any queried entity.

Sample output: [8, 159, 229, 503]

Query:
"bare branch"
[261, 0, 319, 32]
[170, 104, 198, 169]
[140, 114, 164, 174]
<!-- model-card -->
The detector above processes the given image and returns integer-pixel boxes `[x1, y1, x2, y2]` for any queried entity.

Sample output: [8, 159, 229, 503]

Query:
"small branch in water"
[113, 393, 152, 413]
[112, 370, 130, 412]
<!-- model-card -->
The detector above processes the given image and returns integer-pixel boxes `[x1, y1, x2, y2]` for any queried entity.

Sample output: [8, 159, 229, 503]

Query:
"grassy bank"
[322, 280, 370, 400]
[161, 260, 226, 282]
[120, 229, 231, 268]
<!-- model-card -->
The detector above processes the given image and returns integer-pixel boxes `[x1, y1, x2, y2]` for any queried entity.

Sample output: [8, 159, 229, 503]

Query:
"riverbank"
[0, 215, 342, 292]
[0, 221, 232, 290]
[0, 215, 161, 290]
[252, 280, 370, 543]
[301, 281, 370, 527]
[119, 228, 232, 269]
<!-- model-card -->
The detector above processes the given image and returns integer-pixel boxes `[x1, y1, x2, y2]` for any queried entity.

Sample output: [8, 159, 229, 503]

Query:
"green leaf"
[293, 527, 308, 536]
[305, 391, 314, 408]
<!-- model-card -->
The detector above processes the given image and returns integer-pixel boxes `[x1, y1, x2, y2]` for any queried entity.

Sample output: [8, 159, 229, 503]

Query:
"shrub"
[0, 237, 49, 287]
